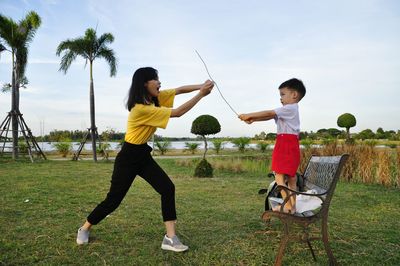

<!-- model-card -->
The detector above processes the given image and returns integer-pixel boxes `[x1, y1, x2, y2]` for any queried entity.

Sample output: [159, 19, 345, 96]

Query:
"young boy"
[239, 78, 306, 213]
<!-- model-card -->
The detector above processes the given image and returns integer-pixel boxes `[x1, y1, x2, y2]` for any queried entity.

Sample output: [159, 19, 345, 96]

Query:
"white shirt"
[274, 103, 300, 135]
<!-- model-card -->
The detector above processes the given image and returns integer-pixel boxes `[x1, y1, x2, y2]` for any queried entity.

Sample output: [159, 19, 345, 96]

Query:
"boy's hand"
[238, 114, 250, 121]
[238, 114, 254, 124]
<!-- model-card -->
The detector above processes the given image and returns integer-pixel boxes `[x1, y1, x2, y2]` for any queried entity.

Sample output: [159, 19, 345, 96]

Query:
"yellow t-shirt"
[125, 89, 176, 144]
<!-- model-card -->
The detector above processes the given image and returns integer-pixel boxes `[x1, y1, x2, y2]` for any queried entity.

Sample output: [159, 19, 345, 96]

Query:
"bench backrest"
[303, 154, 349, 211]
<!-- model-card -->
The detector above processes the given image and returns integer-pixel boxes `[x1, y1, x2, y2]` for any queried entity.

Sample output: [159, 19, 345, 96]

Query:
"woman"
[76, 67, 214, 252]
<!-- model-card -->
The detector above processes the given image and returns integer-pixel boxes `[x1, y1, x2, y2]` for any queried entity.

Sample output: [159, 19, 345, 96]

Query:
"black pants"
[87, 142, 176, 225]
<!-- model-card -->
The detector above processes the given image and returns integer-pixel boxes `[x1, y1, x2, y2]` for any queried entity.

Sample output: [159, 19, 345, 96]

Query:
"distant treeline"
[34, 130, 204, 142]
[32, 127, 400, 142]
[254, 127, 400, 141]
[35, 129, 124, 142]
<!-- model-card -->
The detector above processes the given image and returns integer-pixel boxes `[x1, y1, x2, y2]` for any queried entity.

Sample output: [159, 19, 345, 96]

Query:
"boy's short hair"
[279, 78, 306, 100]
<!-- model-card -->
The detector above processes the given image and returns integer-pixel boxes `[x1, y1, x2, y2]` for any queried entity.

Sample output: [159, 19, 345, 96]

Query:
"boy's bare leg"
[287, 176, 297, 213]
[273, 173, 294, 213]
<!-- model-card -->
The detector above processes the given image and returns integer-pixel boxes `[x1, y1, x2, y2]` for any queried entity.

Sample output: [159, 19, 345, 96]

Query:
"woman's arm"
[239, 110, 276, 124]
[171, 80, 214, 117]
[175, 80, 212, 95]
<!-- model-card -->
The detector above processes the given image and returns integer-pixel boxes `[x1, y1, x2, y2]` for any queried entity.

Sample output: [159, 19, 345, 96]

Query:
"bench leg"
[322, 217, 337, 266]
[306, 239, 317, 261]
[274, 222, 289, 266]
[303, 226, 317, 261]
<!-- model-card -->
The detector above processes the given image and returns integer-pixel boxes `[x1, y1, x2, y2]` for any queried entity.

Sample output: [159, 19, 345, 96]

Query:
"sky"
[0, 0, 399, 138]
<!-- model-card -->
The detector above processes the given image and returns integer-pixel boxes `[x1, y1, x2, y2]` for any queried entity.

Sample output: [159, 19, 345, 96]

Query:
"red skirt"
[271, 134, 300, 177]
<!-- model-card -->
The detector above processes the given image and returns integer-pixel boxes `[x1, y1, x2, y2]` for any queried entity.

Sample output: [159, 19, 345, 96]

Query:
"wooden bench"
[262, 154, 349, 266]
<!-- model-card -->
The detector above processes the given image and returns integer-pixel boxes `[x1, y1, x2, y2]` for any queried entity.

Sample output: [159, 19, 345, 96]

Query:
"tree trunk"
[11, 50, 18, 159]
[89, 61, 97, 162]
[346, 128, 350, 141]
[202, 135, 207, 160]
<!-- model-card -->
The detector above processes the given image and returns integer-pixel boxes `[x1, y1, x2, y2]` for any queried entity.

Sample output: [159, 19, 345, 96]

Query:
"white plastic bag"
[296, 189, 323, 213]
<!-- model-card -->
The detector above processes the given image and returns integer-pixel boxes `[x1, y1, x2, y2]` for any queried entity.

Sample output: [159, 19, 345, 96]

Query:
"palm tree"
[0, 11, 41, 159]
[56, 28, 117, 161]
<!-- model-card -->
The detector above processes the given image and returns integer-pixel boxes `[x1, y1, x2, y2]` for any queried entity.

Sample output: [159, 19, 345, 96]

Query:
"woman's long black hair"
[126, 67, 160, 111]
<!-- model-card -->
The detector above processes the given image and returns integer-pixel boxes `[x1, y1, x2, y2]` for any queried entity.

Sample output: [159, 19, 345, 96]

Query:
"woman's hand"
[199, 80, 214, 96]
[171, 80, 214, 117]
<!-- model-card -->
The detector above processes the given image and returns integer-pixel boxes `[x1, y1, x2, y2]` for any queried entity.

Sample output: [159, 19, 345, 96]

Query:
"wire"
[195, 50, 239, 116]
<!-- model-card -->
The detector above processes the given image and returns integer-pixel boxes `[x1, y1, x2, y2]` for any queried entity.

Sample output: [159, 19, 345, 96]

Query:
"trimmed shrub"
[194, 159, 213, 177]
[337, 113, 356, 141]
[191, 115, 221, 136]
[191, 115, 221, 177]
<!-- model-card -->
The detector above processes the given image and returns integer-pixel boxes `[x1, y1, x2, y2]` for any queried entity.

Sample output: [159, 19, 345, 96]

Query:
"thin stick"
[195, 50, 239, 116]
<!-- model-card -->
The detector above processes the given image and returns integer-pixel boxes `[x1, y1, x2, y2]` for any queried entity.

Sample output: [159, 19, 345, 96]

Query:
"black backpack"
[258, 172, 305, 211]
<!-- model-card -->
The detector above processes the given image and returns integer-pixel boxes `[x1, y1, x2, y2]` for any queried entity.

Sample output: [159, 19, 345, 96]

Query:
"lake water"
[6, 141, 269, 152]
[2, 141, 328, 152]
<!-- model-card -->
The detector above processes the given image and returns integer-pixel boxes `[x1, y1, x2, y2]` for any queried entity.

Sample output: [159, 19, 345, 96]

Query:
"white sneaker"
[76, 227, 89, 245]
[161, 235, 189, 252]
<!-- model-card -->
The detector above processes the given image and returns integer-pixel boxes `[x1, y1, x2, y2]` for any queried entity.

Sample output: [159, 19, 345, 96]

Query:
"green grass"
[0, 158, 399, 265]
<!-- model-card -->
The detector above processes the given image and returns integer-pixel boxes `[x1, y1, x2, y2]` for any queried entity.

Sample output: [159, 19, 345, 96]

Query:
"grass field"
[1, 158, 399, 265]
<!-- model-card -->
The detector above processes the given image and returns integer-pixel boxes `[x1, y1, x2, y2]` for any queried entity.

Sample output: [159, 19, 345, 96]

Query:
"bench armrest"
[272, 185, 327, 211]
[274, 185, 327, 197]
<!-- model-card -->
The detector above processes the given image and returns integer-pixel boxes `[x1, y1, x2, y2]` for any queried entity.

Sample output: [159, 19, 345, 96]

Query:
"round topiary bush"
[337, 113, 356, 141]
[191, 115, 221, 159]
[191, 115, 221, 136]
[191, 115, 220, 177]
[194, 159, 213, 177]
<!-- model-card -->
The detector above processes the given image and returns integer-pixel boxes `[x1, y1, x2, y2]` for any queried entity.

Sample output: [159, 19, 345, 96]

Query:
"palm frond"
[94, 32, 114, 58]
[84, 28, 97, 58]
[58, 50, 77, 73]
[2, 83, 11, 93]
[0, 11, 41, 82]
[56, 38, 92, 72]
[18, 11, 41, 44]
[97, 47, 117, 77]
[0, 11, 41, 50]
[97, 33, 114, 48]
[56, 28, 117, 76]
[0, 14, 19, 48]
[57, 39, 85, 57]
[84, 28, 97, 41]
[0, 42, 6, 53]
[74, 38, 92, 59]
[16, 45, 28, 78]
[18, 76, 29, 88]
[57, 38, 91, 59]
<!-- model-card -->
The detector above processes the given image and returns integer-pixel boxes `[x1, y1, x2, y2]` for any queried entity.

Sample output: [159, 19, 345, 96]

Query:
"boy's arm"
[175, 80, 213, 95]
[239, 110, 276, 123]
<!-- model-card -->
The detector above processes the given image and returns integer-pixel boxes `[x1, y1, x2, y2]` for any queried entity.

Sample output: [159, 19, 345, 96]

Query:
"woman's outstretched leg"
[76, 154, 137, 245]
[139, 156, 188, 252]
